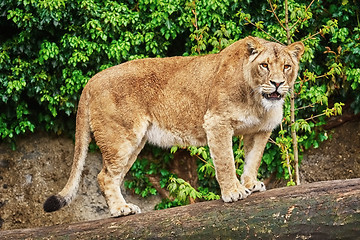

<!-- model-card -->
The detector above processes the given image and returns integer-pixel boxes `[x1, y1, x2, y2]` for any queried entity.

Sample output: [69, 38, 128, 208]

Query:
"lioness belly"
[146, 123, 206, 148]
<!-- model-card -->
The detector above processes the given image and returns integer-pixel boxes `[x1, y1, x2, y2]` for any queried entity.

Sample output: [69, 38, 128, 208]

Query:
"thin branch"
[295, 103, 315, 111]
[285, 0, 300, 186]
[285, 0, 291, 45]
[289, 0, 316, 31]
[268, 0, 287, 31]
[190, 1, 202, 55]
[301, 30, 323, 43]
[285, 148, 293, 183]
[295, 72, 329, 86]
[244, 17, 283, 44]
[191, 9, 198, 31]
[268, 137, 279, 146]
[303, 112, 328, 122]
[194, 154, 215, 170]
[182, 145, 215, 170]
[303, 104, 344, 122]
[280, 124, 293, 184]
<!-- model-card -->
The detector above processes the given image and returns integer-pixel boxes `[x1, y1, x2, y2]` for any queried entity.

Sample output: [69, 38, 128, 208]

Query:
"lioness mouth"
[262, 92, 282, 100]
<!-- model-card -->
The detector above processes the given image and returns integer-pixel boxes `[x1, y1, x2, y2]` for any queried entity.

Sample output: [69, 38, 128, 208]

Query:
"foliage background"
[1, 0, 359, 207]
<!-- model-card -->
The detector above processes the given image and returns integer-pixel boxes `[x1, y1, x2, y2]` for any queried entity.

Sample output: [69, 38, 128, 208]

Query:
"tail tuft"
[43, 195, 67, 212]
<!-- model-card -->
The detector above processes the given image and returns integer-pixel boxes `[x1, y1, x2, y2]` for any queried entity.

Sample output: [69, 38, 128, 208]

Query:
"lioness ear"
[245, 36, 264, 61]
[286, 41, 305, 61]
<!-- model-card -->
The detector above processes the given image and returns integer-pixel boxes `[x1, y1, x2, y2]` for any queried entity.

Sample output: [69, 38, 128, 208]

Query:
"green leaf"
[170, 146, 178, 154]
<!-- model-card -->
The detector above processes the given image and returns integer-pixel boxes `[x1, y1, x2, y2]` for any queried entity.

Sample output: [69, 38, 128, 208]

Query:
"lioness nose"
[270, 81, 284, 88]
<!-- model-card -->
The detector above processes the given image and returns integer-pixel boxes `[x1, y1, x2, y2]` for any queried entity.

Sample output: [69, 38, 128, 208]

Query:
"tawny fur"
[44, 36, 304, 216]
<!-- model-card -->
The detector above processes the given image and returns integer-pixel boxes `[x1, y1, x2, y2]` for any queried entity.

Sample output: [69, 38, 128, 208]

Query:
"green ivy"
[124, 158, 158, 198]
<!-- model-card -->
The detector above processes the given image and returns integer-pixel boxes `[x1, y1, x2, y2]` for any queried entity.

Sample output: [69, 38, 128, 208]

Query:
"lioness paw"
[247, 181, 266, 193]
[110, 203, 141, 217]
[222, 187, 251, 203]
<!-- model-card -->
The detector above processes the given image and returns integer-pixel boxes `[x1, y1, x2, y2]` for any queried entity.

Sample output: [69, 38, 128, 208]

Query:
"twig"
[191, 1, 201, 55]
[268, 0, 286, 31]
[280, 124, 293, 184]
[301, 30, 323, 43]
[285, 0, 291, 45]
[244, 17, 283, 44]
[182, 146, 215, 170]
[193, 153, 215, 170]
[235, 135, 244, 169]
[303, 112, 328, 122]
[191, 9, 198, 31]
[268, 137, 279, 146]
[289, 0, 316, 31]
[285, 148, 293, 183]
[295, 103, 315, 111]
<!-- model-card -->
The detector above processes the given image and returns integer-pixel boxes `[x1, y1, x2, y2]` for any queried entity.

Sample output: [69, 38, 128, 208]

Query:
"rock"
[0, 132, 161, 230]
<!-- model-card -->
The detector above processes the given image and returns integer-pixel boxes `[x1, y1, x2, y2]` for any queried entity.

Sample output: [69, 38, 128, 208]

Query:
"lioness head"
[244, 36, 304, 110]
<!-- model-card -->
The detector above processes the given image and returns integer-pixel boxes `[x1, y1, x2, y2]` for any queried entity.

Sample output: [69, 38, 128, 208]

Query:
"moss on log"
[2, 178, 359, 239]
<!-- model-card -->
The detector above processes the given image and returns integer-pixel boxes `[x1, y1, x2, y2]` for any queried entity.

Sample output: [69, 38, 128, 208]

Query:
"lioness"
[44, 36, 304, 217]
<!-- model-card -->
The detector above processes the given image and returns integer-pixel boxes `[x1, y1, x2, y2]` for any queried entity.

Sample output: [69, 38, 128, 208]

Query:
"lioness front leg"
[206, 126, 251, 202]
[241, 132, 272, 193]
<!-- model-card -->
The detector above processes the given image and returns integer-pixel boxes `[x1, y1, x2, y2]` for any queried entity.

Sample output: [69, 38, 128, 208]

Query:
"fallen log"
[2, 178, 359, 240]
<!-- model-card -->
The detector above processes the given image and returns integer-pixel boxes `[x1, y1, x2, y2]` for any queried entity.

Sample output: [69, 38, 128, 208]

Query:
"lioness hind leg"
[241, 132, 271, 193]
[96, 131, 147, 217]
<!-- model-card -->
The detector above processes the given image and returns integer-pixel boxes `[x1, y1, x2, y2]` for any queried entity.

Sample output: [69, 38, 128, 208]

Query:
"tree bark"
[2, 178, 359, 240]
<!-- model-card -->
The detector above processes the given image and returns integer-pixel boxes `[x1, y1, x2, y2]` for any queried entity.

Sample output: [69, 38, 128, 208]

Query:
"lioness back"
[43, 36, 304, 217]
[86, 54, 223, 147]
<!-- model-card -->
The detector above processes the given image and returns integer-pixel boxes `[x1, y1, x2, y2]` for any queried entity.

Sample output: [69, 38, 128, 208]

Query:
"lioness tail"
[44, 89, 91, 212]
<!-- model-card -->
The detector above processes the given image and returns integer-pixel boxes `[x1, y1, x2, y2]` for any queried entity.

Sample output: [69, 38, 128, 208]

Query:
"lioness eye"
[260, 63, 268, 69]
[284, 65, 291, 70]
